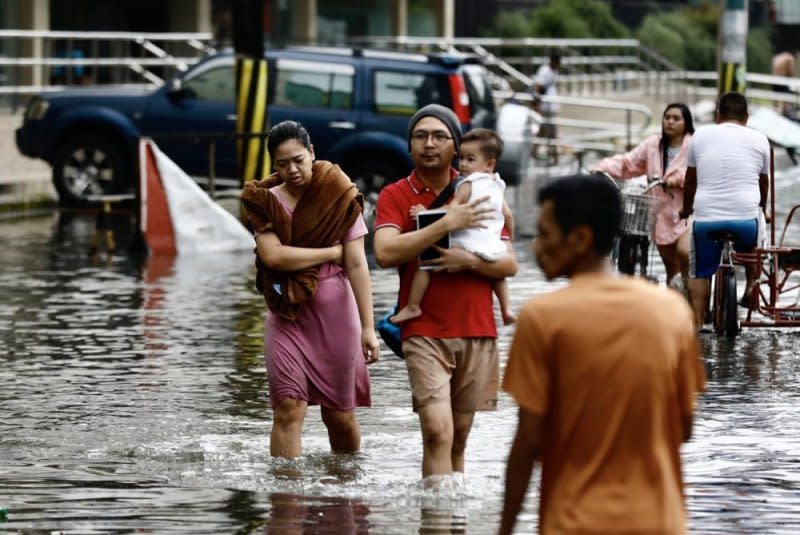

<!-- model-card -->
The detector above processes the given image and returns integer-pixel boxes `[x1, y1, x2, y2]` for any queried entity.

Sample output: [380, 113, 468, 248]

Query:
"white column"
[393, 0, 408, 38]
[441, 0, 454, 39]
[196, 0, 212, 33]
[169, 0, 211, 31]
[292, 0, 317, 44]
[21, 0, 49, 87]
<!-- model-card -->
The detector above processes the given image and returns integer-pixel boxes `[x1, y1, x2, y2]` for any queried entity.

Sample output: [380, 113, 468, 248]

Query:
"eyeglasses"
[410, 130, 453, 145]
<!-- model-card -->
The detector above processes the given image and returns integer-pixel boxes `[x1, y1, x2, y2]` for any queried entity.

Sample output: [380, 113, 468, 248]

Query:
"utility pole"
[232, 0, 269, 186]
[718, 0, 748, 95]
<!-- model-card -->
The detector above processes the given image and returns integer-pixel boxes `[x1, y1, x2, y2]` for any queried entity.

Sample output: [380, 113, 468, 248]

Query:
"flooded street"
[2, 163, 800, 534]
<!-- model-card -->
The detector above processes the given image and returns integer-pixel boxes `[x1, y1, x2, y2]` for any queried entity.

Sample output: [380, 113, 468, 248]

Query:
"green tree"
[489, 0, 628, 39]
[637, 11, 716, 71]
[747, 28, 773, 74]
[488, 0, 772, 73]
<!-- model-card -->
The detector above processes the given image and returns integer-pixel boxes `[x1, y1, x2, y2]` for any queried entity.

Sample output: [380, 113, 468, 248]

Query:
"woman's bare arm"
[343, 235, 380, 363]
[255, 232, 342, 271]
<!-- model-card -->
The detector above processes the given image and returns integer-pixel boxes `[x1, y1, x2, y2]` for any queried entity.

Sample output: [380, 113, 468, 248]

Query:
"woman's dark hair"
[267, 120, 312, 159]
[659, 102, 695, 176]
[537, 174, 622, 256]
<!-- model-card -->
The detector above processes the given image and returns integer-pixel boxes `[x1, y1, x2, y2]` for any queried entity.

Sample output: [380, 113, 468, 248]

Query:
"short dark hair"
[267, 120, 312, 159]
[717, 92, 748, 122]
[461, 128, 504, 160]
[537, 174, 622, 255]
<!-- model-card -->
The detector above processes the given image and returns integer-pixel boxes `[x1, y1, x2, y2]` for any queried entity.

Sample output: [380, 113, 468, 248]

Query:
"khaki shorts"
[403, 336, 499, 413]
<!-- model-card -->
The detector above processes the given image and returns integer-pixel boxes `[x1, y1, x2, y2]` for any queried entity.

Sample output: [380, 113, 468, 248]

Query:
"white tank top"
[450, 172, 507, 261]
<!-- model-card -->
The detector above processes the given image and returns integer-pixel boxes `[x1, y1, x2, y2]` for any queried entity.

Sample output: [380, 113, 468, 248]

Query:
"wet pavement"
[1, 162, 800, 533]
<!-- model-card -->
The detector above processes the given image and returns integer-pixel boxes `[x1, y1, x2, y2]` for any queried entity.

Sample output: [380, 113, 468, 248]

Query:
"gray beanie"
[407, 104, 462, 150]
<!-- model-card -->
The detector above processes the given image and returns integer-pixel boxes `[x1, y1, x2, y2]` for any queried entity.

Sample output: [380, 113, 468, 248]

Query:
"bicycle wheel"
[721, 269, 739, 338]
[638, 236, 650, 278]
[617, 234, 638, 275]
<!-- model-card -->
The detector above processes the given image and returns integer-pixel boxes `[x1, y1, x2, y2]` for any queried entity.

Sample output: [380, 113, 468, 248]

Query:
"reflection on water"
[1, 163, 800, 534]
[266, 493, 370, 534]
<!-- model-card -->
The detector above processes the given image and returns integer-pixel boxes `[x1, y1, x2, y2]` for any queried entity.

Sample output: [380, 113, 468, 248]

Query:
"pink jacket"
[598, 133, 692, 245]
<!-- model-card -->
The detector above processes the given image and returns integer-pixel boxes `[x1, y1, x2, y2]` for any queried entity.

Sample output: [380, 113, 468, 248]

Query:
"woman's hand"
[445, 195, 493, 232]
[331, 244, 344, 265]
[362, 329, 380, 364]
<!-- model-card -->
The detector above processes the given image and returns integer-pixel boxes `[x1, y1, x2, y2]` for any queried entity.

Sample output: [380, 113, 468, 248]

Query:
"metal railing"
[4, 31, 796, 166]
[349, 35, 800, 110]
[501, 91, 652, 156]
[0, 29, 216, 109]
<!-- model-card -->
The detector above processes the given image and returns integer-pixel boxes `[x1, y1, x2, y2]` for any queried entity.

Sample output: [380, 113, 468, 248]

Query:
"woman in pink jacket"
[597, 102, 695, 288]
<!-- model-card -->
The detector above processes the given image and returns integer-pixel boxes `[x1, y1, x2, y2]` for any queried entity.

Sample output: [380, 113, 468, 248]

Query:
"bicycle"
[614, 177, 667, 281]
[710, 231, 740, 338]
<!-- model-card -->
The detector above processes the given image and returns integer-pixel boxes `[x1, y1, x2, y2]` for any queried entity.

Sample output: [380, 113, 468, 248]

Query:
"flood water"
[2, 162, 800, 534]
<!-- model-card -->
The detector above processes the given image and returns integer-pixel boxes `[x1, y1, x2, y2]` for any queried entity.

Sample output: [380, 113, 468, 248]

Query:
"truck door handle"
[329, 121, 356, 130]
[226, 114, 237, 121]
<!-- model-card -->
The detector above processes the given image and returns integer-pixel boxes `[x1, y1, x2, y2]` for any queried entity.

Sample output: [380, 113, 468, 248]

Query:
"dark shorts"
[538, 122, 557, 138]
[690, 218, 758, 278]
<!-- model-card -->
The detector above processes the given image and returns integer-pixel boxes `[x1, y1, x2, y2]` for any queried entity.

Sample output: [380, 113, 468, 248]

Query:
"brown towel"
[240, 160, 363, 320]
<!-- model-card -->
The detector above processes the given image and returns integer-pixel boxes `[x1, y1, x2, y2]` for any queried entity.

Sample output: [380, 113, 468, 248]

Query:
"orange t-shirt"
[503, 274, 705, 535]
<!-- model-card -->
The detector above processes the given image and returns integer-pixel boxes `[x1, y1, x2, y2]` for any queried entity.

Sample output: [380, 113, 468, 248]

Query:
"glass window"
[463, 65, 496, 116]
[184, 65, 235, 103]
[274, 66, 353, 109]
[374, 71, 449, 116]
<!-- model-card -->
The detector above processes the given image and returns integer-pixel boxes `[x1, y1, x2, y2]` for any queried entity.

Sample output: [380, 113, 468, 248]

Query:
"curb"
[0, 193, 58, 220]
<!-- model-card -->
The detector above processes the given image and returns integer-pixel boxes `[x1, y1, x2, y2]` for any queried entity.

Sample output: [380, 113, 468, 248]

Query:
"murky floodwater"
[2, 162, 800, 534]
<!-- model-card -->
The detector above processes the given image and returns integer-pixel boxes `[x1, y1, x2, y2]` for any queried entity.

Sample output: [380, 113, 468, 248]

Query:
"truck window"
[183, 65, 235, 103]
[274, 60, 354, 110]
[374, 71, 451, 116]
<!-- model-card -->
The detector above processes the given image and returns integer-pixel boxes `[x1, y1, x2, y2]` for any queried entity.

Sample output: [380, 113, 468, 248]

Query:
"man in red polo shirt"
[374, 104, 518, 478]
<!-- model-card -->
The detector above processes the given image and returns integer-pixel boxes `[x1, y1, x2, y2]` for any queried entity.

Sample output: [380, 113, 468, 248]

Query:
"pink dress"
[262, 188, 371, 410]
[598, 133, 692, 245]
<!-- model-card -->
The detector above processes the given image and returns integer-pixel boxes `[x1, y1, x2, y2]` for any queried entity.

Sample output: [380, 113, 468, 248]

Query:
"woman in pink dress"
[597, 102, 695, 289]
[240, 120, 379, 458]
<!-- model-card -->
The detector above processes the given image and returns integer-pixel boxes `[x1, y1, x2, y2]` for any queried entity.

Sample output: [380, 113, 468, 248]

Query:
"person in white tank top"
[391, 128, 516, 325]
[679, 92, 770, 328]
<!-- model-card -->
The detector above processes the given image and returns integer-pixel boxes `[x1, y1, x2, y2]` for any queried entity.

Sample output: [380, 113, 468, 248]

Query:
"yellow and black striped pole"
[235, 56, 269, 183]
[233, 0, 269, 187]
[718, 0, 748, 96]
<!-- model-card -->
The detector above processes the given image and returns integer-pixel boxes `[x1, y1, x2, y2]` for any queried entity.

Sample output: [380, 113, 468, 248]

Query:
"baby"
[391, 127, 516, 325]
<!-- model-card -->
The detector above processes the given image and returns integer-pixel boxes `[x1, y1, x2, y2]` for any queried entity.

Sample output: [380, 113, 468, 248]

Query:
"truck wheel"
[348, 161, 408, 223]
[52, 135, 130, 205]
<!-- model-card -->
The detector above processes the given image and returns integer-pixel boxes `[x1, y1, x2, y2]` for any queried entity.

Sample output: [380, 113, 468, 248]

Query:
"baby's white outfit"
[450, 172, 506, 261]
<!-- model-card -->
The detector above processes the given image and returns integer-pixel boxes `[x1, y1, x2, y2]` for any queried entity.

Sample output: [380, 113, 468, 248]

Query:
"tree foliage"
[489, 0, 773, 73]
[490, 0, 629, 39]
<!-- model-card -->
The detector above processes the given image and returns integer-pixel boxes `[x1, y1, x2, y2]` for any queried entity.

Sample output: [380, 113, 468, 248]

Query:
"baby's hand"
[409, 204, 425, 217]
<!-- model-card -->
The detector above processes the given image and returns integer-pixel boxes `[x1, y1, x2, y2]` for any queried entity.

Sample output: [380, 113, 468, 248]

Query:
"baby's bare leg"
[390, 269, 430, 323]
[494, 278, 516, 325]
[501, 199, 515, 237]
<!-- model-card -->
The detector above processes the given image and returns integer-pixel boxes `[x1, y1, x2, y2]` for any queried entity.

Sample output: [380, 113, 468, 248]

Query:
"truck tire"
[52, 134, 130, 205]
[348, 161, 408, 223]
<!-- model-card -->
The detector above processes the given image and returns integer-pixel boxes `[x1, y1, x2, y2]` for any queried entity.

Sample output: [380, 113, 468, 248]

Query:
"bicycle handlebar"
[642, 179, 668, 194]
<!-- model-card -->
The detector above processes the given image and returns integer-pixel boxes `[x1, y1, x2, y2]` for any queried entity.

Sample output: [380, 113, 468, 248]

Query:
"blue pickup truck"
[16, 46, 530, 206]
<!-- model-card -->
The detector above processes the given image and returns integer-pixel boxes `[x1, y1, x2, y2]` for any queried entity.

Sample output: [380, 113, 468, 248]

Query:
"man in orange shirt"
[498, 174, 705, 535]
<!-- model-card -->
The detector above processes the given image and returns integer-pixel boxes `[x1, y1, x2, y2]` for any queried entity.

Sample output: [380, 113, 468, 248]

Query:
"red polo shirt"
[375, 169, 510, 340]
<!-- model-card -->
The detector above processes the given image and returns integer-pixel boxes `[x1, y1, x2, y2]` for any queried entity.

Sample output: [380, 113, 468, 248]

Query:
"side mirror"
[169, 78, 182, 93]
[167, 78, 194, 100]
